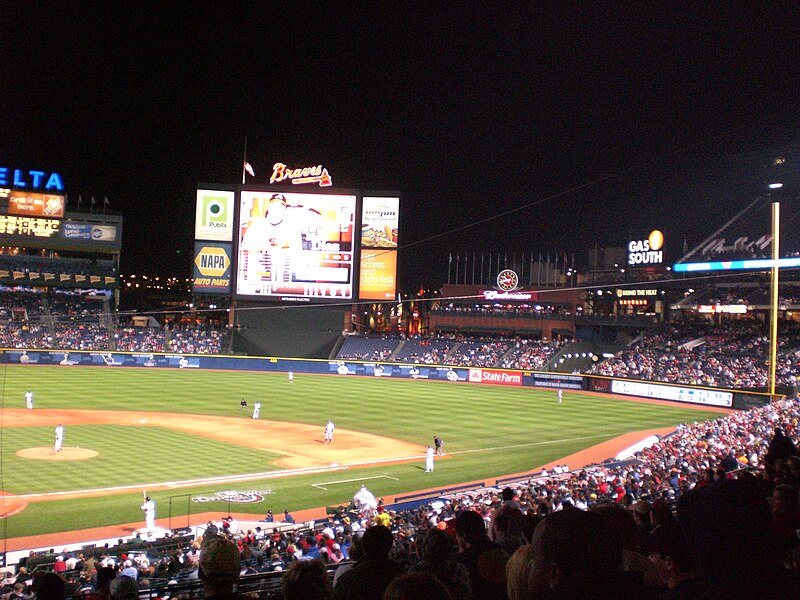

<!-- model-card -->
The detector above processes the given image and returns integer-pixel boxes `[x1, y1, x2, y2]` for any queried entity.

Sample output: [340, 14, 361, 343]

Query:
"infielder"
[25, 390, 33, 409]
[54, 423, 64, 452]
[324, 420, 335, 444]
[425, 445, 435, 472]
[253, 401, 261, 420]
[557, 389, 563, 404]
[141, 495, 156, 534]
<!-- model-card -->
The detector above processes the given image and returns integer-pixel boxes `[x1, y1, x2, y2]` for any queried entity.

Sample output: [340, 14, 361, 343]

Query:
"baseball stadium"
[0, 159, 799, 600]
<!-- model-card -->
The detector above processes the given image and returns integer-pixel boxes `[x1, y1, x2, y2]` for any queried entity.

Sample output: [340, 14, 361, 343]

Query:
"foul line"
[312, 475, 399, 491]
[0, 431, 635, 501]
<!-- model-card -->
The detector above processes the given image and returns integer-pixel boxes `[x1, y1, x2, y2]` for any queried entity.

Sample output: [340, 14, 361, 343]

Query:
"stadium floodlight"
[768, 182, 784, 189]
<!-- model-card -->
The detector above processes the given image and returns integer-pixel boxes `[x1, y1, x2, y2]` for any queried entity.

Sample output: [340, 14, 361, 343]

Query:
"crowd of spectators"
[8, 398, 800, 599]
[593, 316, 800, 388]
[167, 325, 224, 354]
[339, 333, 560, 370]
[113, 328, 165, 352]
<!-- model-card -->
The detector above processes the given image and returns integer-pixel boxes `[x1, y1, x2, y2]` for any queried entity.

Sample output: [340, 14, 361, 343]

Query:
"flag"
[77, 194, 82, 208]
[104, 196, 110, 206]
[244, 161, 255, 177]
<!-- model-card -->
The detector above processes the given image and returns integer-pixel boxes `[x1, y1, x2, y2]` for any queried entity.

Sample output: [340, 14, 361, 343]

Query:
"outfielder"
[324, 420, 335, 444]
[557, 389, 563, 404]
[288, 371, 294, 382]
[253, 401, 261, 420]
[25, 390, 33, 409]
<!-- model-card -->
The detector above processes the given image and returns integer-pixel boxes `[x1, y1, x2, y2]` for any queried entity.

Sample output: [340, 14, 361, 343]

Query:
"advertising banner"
[8, 191, 65, 218]
[359, 249, 397, 300]
[193, 242, 232, 294]
[236, 191, 356, 301]
[195, 189, 235, 241]
[468, 369, 522, 385]
[361, 197, 399, 249]
[610, 379, 733, 407]
[0, 216, 121, 251]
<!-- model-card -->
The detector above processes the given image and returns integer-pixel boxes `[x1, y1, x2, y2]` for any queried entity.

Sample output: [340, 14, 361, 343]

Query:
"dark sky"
[2, 4, 799, 289]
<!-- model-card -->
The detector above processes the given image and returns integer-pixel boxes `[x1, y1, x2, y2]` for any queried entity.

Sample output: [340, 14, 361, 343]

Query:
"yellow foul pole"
[769, 201, 780, 398]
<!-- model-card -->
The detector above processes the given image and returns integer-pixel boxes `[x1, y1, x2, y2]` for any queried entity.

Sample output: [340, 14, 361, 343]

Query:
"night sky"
[2, 4, 799, 290]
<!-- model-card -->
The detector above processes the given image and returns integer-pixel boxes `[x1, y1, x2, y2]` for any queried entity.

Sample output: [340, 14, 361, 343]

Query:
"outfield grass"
[0, 365, 727, 538]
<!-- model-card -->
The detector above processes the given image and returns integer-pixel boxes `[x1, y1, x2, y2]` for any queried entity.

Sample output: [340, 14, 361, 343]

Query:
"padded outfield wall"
[0, 349, 772, 410]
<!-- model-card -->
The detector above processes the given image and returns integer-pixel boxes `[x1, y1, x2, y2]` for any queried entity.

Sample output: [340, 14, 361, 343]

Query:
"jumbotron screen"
[236, 191, 356, 300]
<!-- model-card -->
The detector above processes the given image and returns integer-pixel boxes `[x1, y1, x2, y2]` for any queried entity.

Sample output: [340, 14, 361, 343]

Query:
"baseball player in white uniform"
[425, 445, 435, 472]
[25, 390, 33, 409]
[141, 496, 156, 535]
[324, 420, 335, 444]
[54, 424, 64, 452]
[288, 371, 294, 382]
[558, 389, 563, 404]
[253, 401, 261, 420]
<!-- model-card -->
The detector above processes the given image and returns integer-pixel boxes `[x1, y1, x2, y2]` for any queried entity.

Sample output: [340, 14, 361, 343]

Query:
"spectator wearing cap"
[332, 525, 404, 600]
[454, 509, 509, 600]
[120, 561, 137, 580]
[198, 536, 241, 600]
[631, 500, 653, 550]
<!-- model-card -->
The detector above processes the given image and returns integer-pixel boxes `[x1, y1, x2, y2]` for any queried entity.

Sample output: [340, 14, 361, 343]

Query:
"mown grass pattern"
[0, 365, 726, 537]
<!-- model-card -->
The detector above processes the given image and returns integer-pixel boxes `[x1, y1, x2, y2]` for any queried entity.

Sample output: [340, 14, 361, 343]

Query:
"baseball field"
[0, 364, 728, 541]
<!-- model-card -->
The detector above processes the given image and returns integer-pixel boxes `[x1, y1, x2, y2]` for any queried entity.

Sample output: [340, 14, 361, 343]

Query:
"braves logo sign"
[191, 489, 273, 503]
[270, 163, 332, 187]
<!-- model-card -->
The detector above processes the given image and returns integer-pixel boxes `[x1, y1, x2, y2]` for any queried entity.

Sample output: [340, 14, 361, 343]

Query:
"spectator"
[454, 509, 509, 600]
[409, 529, 471, 600]
[281, 559, 331, 600]
[32, 574, 66, 600]
[333, 525, 404, 600]
[383, 572, 452, 600]
[198, 536, 241, 600]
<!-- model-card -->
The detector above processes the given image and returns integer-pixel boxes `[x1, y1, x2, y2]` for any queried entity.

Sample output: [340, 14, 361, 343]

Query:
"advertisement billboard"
[361, 197, 398, 248]
[195, 189, 235, 241]
[610, 379, 733, 407]
[8, 191, 65, 218]
[0, 215, 120, 251]
[359, 249, 397, 300]
[193, 242, 232, 294]
[236, 191, 356, 300]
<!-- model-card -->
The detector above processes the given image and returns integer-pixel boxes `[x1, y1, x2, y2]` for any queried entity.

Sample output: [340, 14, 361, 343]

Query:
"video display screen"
[236, 191, 356, 300]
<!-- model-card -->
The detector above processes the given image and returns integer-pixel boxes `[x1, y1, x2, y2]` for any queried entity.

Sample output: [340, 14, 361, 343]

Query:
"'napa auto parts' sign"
[469, 369, 522, 386]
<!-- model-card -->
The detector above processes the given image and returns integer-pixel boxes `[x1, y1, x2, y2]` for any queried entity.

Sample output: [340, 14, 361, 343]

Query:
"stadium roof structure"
[674, 191, 800, 273]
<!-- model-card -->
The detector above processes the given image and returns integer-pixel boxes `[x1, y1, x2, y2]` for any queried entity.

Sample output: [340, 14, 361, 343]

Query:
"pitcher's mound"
[16, 447, 99, 461]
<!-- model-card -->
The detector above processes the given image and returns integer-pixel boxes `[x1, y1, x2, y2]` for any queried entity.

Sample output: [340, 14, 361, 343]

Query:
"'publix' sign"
[0, 168, 64, 192]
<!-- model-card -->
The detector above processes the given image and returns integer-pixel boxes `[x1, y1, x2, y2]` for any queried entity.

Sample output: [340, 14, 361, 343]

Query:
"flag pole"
[242, 136, 248, 185]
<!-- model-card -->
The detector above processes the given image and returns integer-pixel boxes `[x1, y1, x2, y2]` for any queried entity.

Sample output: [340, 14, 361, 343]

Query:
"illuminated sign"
[482, 290, 535, 301]
[8, 191, 65, 218]
[619, 299, 649, 306]
[496, 269, 519, 291]
[0, 168, 64, 191]
[193, 242, 232, 294]
[0, 215, 60, 237]
[611, 379, 733, 408]
[628, 230, 664, 266]
[616, 289, 657, 297]
[361, 197, 398, 248]
[195, 190, 235, 241]
[674, 257, 800, 273]
[270, 163, 332, 187]
[236, 191, 355, 300]
[359, 249, 397, 300]
[698, 304, 748, 314]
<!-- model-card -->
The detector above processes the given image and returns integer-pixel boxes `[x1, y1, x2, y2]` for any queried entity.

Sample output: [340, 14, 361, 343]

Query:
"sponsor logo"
[191, 489, 273, 504]
[496, 269, 519, 291]
[270, 162, 332, 187]
[196, 190, 234, 241]
[201, 195, 229, 227]
[483, 290, 533, 301]
[475, 370, 522, 385]
[195, 246, 231, 277]
[469, 369, 482, 382]
[0, 168, 64, 192]
[628, 230, 664, 266]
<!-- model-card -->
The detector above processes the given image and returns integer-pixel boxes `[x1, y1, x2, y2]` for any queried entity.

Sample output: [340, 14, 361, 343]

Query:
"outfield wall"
[0, 349, 772, 410]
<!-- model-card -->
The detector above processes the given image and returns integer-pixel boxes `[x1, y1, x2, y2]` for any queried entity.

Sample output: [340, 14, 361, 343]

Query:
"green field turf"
[0, 365, 728, 538]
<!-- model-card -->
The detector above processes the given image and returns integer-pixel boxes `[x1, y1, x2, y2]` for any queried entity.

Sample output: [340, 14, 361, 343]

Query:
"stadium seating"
[336, 335, 401, 361]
